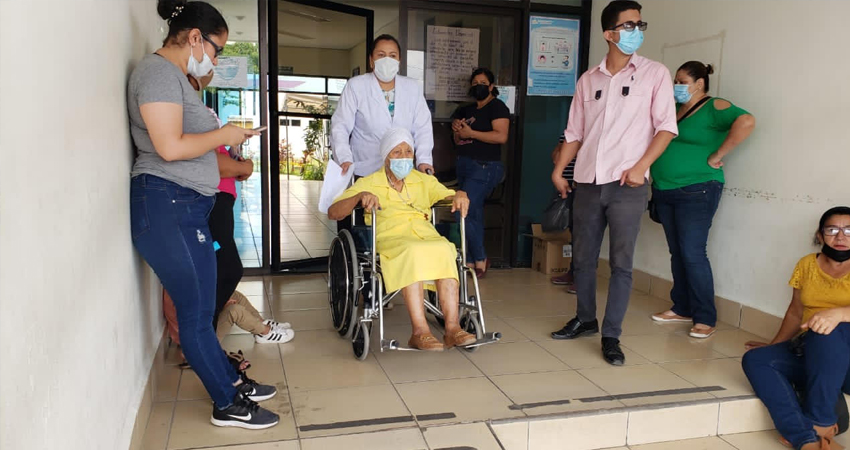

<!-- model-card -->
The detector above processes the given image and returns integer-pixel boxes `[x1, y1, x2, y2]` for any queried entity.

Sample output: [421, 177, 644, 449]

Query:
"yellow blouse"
[334, 167, 458, 292]
[335, 167, 455, 239]
[790, 253, 850, 324]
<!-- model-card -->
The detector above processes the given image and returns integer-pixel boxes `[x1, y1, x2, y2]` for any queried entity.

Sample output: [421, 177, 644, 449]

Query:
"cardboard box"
[530, 224, 572, 275]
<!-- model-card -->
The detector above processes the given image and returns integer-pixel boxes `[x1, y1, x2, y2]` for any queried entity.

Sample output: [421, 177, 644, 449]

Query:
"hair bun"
[705, 64, 715, 75]
[157, 0, 188, 21]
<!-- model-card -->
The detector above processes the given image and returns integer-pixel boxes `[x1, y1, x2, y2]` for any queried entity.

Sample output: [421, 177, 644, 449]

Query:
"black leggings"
[209, 192, 243, 329]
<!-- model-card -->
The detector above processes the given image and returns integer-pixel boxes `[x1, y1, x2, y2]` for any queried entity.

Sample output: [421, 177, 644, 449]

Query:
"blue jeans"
[455, 157, 504, 263]
[652, 181, 723, 327]
[131, 175, 239, 409]
[743, 325, 850, 449]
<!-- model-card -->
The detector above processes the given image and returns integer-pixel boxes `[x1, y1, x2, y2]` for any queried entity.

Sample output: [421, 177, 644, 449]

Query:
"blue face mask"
[389, 158, 414, 179]
[616, 29, 644, 55]
[673, 84, 692, 104]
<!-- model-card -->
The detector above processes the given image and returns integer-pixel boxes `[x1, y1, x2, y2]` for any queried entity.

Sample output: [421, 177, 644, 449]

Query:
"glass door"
[269, 0, 374, 272]
[401, 1, 523, 267]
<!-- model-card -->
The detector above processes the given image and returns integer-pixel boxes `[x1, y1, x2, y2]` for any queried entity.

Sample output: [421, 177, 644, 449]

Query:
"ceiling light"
[279, 8, 330, 23]
[279, 30, 315, 40]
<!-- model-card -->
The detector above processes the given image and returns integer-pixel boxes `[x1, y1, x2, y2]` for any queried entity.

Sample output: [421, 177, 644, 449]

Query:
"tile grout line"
[453, 331, 531, 422]
[369, 338, 433, 449]
[275, 324, 302, 442]
[163, 358, 183, 450]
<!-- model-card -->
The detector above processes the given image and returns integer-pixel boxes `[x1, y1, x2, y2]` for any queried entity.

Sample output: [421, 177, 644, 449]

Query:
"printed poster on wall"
[209, 56, 249, 89]
[425, 25, 480, 102]
[527, 16, 580, 97]
[495, 86, 517, 114]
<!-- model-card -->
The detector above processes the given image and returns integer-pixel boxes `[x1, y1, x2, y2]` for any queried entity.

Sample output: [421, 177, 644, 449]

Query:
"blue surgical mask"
[616, 29, 644, 55]
[389, 158, 414, 179]
[673, 84, 692, 104]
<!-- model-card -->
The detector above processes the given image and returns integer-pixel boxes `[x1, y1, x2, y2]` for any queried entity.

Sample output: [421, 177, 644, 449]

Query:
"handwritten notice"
[425, 26, 480, 102]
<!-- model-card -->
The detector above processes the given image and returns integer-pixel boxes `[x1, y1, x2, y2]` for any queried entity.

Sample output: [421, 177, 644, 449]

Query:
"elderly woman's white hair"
[380, 127, 415, 162]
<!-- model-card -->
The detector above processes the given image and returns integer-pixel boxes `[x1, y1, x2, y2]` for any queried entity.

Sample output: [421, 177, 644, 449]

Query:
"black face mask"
[822, 244, 850, 263]
[469, 84, 491, 101]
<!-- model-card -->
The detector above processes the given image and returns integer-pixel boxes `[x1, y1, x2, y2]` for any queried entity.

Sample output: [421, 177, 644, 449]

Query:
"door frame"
[268, 0, 374, 272]
[399, 0, 523, 267]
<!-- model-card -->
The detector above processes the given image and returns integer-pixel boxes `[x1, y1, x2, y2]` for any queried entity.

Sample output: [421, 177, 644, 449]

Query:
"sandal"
[408, 333, 444, 352]
[475, 258, 491, 279]
[651, 310, 692, 323]
[689, 325, 716, 339]
[444, 329, 477, 349]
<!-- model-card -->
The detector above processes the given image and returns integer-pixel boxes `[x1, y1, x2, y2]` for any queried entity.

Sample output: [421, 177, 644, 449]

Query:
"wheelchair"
[327, 201, 501, 360]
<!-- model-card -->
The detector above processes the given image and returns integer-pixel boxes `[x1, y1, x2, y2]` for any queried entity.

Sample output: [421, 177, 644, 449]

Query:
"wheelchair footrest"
[462, 332, 502, 349]
[381, 339, 400, 351]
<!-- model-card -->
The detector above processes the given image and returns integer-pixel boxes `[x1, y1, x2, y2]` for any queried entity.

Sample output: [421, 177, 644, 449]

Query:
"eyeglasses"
[610, 21, 648, 32]
[202, 34, 224, 58]
[824, 226, 850, 237]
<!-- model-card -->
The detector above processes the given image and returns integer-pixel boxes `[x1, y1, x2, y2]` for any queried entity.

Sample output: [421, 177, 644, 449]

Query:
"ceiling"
[206, 0, 399, 50]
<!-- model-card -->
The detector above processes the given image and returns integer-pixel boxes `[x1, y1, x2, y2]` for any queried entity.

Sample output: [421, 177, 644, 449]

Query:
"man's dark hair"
[601, 1, 642, 31]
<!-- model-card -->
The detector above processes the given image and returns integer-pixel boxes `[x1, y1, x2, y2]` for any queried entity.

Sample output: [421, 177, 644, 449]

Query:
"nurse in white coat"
[331, 34, 434, 177]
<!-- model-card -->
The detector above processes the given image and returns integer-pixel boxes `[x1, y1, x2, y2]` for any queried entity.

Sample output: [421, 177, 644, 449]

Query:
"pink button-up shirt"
[564, 54, 678, 185]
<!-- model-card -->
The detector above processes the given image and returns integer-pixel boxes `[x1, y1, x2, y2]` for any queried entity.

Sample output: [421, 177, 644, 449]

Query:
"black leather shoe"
[551, 318, 599, 340]
[602, 337, 625, 366]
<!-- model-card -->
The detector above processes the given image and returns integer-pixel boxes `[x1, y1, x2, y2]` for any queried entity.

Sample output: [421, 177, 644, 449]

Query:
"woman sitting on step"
[743, 206, 850, 450]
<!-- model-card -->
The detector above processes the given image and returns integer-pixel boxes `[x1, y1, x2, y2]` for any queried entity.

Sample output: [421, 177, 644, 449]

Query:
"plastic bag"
[542, 195, 570, 232]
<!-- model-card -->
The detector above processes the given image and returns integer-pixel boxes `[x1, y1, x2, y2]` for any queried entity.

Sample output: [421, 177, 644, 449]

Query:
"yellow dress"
[789, 253, 850, 325]
[335, 168, 458, 292]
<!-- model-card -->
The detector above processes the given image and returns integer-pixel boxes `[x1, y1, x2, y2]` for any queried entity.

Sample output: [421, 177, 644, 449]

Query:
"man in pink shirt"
[550, 0, 677, 366]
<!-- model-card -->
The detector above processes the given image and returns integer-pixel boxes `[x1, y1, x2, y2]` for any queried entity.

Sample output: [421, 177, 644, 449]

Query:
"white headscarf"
[379, 127, 415, 162]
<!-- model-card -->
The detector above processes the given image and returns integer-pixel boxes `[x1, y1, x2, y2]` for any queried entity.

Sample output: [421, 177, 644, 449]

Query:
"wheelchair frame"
[327, 201, 501, 360]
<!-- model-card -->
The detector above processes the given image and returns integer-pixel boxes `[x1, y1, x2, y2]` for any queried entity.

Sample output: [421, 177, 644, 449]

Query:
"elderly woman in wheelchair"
[328, 128, 480, 353]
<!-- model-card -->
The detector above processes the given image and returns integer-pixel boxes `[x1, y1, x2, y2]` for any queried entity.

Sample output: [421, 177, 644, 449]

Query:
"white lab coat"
[331, 73, 434, 177]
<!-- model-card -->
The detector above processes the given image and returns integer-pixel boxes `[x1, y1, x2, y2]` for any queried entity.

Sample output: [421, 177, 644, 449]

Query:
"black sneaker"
[551, 318, 599, 340]
[237, 372, 277, 402]
[602, 337, 625, 366]
[211, 394, 279, 430]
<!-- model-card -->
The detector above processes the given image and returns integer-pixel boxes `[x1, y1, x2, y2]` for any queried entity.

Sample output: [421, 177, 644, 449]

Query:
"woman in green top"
[650, 61, 756, 339]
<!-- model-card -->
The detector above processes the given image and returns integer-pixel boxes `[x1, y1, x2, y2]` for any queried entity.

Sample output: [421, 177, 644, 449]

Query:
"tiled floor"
[278, 179, 336, 262]
[234, 176, 335, 267]
[233, 174, 262, 268]
[629, 431, 850, 449]
[142, 268, 787, 450]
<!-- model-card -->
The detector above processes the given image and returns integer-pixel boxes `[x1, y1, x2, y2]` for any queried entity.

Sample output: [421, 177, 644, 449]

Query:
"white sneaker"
[272, 323, 294, 338]
[264, 319, 291, 329]
[254, 327, 295, 344]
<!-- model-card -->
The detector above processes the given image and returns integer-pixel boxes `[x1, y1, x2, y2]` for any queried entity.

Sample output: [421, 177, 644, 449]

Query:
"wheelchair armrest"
[431, 200, 455, 210]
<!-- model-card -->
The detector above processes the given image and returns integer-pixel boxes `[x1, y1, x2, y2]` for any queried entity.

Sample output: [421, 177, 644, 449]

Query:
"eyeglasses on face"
[610, 21, 648, 32]
[823, 226, 850, 237]
[202, 34, 224, 58]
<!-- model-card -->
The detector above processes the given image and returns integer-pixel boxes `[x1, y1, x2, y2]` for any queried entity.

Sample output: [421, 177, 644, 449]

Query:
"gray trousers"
[573, 181, 649, 338]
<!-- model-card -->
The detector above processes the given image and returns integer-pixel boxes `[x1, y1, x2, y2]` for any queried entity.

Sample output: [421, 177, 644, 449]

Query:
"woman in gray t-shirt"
[129, 0, 277, 430]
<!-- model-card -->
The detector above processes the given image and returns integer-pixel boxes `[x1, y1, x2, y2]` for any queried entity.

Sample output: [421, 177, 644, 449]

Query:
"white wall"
[0, 1, 165, 449]
[588, 1, 850, 316]
[349, 19, 400, 75]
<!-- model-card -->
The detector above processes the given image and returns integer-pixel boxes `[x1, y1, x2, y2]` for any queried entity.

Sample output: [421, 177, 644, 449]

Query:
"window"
[279, 118, 302, 126]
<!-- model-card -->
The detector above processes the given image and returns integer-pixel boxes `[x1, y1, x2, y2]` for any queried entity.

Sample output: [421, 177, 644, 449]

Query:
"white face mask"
[373, 57, 399, 82]
[187, 43, 214, 80]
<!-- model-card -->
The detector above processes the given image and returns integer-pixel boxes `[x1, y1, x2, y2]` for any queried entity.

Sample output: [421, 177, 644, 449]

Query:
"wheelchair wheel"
[459, 313, 483, 353]
[328, 230, 360, 338]
[352, 321, 371, 360]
